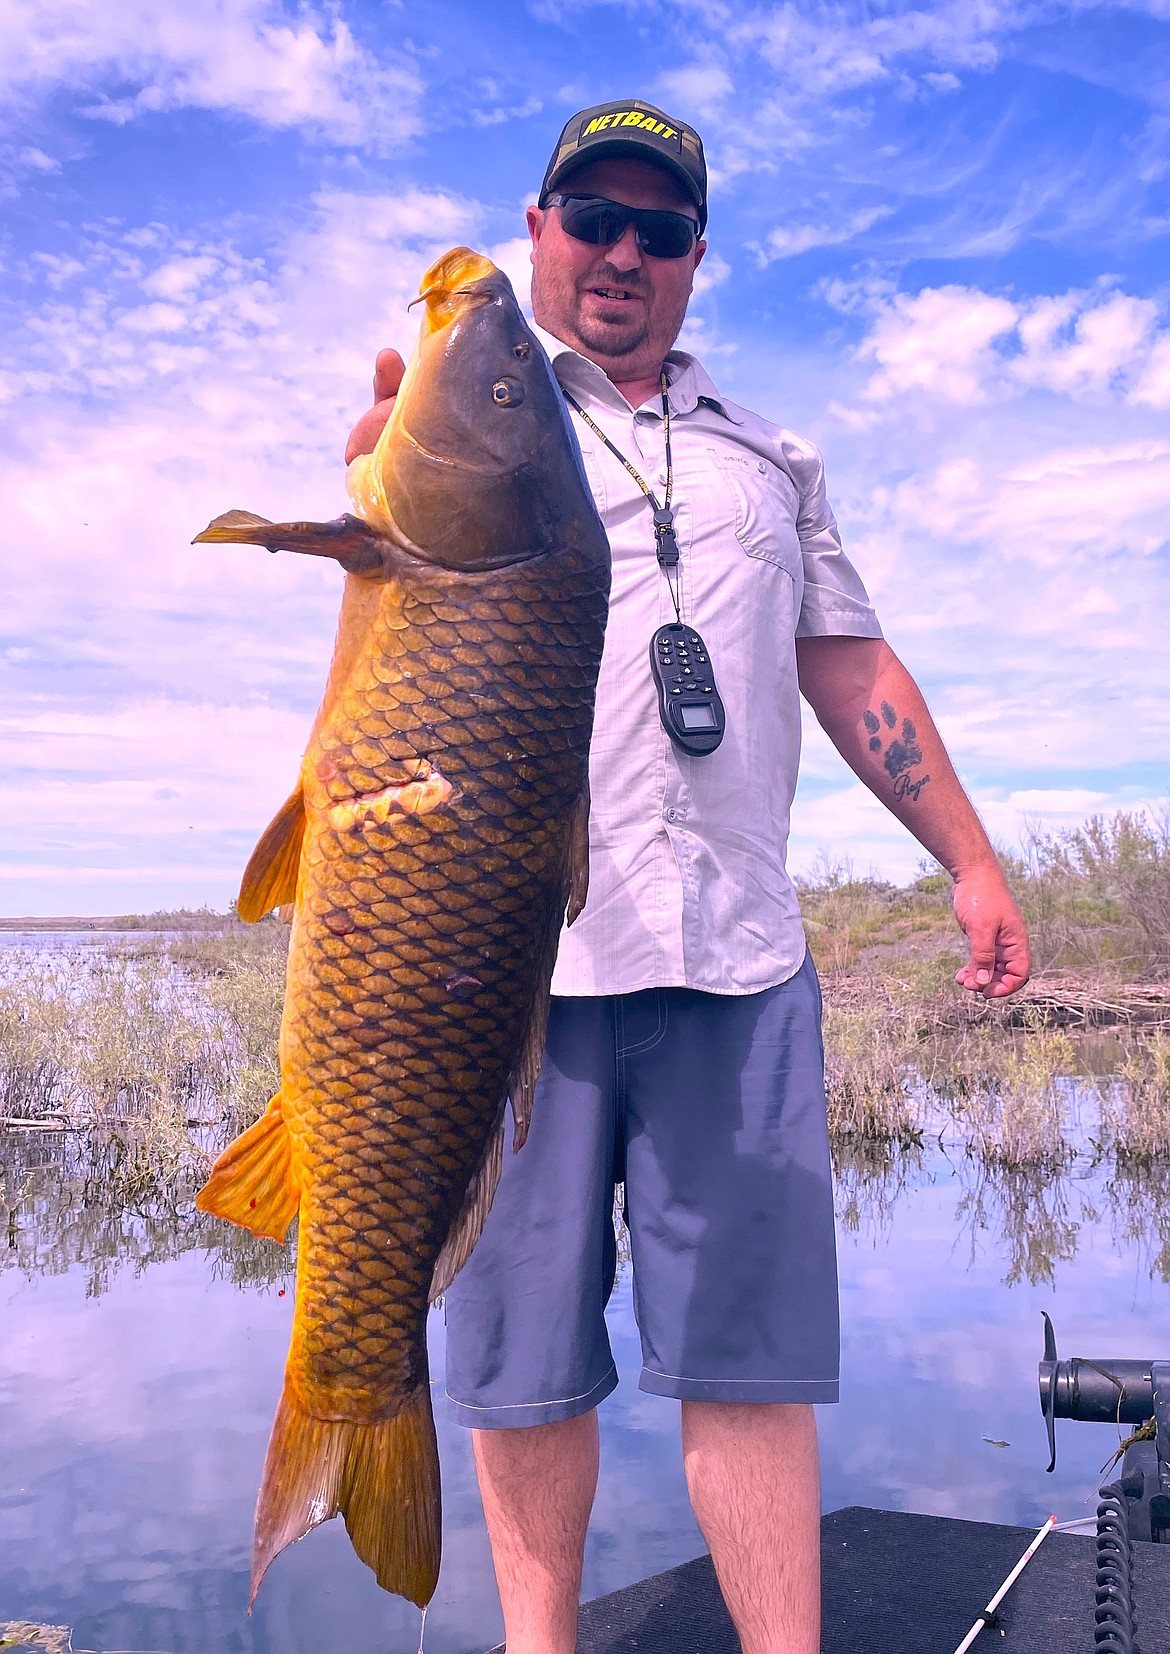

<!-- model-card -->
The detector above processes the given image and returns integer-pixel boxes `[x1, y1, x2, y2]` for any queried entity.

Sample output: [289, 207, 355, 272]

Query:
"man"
[346, 100, 1030, 1654]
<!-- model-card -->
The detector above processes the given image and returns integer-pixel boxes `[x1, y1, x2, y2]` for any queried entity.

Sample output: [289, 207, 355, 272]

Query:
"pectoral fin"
[194, 510, 388, 576]
[196, 1093, 300, 1242]
[238, 785, 306, 923]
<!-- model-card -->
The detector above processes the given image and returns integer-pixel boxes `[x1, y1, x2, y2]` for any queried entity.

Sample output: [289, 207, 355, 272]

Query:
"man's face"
[527, 156, 707, 382]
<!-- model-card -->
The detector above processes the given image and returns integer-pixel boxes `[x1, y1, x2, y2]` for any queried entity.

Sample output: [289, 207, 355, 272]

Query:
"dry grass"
[1013, 809, 1170, 978]
[951, 1023, 1079, 1171]
[821, 1001, 922, 1144]
[0, 925, 286, 1137]
[2, 805, 1168, 1183]
[1100, 1029, 1170, 1165]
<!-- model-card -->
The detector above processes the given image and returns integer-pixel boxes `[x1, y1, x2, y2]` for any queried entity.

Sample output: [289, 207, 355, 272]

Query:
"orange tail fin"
[251, 1381, 441, 1610]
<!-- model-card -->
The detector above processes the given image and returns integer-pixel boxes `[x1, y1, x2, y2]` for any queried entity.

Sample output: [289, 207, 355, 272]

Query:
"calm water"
[2, 1103, 1167, 1650]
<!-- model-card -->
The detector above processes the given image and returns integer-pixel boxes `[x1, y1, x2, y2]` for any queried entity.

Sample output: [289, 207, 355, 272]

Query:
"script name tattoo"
[863, 705, 931, 804]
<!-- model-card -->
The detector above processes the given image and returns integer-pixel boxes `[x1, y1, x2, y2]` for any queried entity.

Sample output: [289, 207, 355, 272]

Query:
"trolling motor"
[1039, 1312, 1170, 1653]
[1039, 1311, 1170, 1542]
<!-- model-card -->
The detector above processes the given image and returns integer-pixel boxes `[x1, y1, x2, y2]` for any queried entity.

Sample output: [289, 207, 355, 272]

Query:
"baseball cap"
[539, 99, 707, 233]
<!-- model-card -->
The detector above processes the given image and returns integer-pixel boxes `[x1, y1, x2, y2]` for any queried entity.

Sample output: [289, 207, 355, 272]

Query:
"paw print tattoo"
[863, 703, 931, 803]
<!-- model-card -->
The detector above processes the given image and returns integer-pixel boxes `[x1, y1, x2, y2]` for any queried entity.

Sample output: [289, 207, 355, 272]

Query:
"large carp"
[193, 248, 610, 1609]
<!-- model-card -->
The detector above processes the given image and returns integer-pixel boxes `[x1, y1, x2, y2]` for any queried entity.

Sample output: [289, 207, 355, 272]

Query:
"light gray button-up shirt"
[534, 327, 883, 998]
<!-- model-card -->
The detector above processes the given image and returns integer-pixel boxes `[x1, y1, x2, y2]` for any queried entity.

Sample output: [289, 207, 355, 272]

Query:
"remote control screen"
[679, 703, 718, 730]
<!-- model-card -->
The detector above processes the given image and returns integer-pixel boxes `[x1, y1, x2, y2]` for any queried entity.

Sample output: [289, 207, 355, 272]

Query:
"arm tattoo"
[865, 705, 931, 803]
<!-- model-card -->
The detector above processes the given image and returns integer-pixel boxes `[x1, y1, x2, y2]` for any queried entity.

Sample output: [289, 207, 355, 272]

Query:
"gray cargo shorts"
[444, 952, 839, 1427]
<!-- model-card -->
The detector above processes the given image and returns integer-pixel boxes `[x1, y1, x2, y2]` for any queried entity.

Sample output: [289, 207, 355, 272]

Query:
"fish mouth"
[412, 248, 500, 331]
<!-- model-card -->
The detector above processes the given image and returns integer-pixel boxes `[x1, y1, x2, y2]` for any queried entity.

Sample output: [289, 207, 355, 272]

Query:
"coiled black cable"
[1094, 1480, 1137, 1653]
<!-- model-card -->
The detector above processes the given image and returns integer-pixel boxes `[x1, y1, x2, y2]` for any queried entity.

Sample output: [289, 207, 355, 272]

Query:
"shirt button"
[757, 460, 767, 474]
[665, 808, 677, 822]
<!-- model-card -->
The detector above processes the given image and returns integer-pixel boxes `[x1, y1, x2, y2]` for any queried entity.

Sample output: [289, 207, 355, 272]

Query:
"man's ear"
[526, 203, 544, 264]
[693, 238, 708, 273]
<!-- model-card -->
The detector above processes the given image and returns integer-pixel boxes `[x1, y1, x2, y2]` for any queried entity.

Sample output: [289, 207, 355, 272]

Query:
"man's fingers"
[373, 347, 406, 404]
[965, 927, 998, 989]
[954, 914, 1032, 998]
[344, 397, 396, 465]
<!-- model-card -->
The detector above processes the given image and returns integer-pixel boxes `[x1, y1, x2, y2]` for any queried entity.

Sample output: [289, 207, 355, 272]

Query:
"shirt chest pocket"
[713, 451, 803, 580]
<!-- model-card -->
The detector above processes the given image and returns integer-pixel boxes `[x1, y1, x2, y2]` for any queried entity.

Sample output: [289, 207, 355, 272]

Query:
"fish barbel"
[193, 248, 610, 1608]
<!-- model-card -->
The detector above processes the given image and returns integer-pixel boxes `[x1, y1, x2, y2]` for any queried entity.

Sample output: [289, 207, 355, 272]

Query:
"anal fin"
[196, 1093, 300, 1242]
[566, 784, 590, 927]
[507, 798, 589, 1149]
[429, 1101, 506, 1303]
[238, 785, 306, 923]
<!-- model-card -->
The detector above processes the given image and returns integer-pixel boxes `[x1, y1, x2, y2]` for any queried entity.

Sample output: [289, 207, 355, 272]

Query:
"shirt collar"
[530, 323, 744, 426]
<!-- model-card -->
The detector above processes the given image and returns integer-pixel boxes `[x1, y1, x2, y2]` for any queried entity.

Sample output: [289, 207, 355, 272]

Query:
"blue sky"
[2, 0, 1168, 914]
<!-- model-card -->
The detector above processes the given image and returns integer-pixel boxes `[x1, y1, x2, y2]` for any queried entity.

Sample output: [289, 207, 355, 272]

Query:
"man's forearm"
[797, 637, 996, 879]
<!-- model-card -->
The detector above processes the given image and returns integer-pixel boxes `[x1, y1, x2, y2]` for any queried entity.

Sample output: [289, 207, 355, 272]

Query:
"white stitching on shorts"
[641, 1365, 837, 1385]
[445, 1369, 617, 1411]
[617, 989, 668, 1056]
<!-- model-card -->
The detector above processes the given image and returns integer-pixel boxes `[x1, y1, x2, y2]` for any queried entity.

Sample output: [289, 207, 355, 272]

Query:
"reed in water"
[2, 808, 1167, 1167]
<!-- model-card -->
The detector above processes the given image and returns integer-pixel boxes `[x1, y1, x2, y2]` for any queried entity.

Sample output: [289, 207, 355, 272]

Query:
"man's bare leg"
[472, 1409, 599, 1654]
[682, 1400, 821, 1654]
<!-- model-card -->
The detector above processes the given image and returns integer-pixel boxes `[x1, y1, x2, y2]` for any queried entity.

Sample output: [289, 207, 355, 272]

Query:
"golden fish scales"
[193, 248, 610, 1610]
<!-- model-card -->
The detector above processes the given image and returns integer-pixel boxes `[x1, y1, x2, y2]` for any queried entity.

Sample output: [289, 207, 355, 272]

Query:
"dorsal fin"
[238, 785, 306, 922]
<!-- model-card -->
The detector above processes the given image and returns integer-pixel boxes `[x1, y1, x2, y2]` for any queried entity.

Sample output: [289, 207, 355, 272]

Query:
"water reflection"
[953, 1160, 1098, 1288]
[1104, 1159, 1170, 1283]
[1, 1123, 1167, 1652]
[833, 1138, 925, 1243]
[7, 1125, 1165, 1304]
[1, 1129, 291, 1296]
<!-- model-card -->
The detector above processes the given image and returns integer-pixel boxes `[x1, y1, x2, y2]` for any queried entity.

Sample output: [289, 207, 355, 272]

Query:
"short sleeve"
[779, 434, 883, 640]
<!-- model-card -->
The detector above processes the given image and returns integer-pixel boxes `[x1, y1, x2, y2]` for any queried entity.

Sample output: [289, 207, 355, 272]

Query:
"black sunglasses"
[548, 194, 701, 260]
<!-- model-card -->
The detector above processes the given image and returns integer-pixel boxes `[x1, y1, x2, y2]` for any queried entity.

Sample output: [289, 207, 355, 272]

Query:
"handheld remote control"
[649, 623, 726, 756]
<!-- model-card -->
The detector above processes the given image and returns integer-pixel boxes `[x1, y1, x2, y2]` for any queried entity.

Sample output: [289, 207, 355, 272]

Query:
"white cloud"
[18, 145, 60, 173]
[844, 282, 1170, 410]
[0, 0, 423, 151]
[472, 95, 542, 127]
[858, 285, 1018, 404]
[0, 187, 493, 911]
[722, 0, 1015, 96]
[1131, 332, 1170, 408]
[692, 249, 732, 296]
[1012, 291, 1161, 398]
[656, 63, 735, 117]
[756, 205, 894, 263]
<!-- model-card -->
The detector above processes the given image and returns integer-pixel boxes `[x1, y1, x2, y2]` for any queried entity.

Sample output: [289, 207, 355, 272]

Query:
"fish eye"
[491, 378, 524, 407]
[513, 341, 531, 360]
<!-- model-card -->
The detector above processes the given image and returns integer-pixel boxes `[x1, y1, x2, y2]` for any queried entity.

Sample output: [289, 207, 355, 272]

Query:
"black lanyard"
[561, 373, 727, 758]
[561, 372, 682, 622]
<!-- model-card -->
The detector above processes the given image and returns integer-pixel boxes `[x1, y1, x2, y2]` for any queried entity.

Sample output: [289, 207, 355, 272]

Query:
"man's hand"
[343, 348, 406, 465]
[797, 636, 1032, 1000]
[951, 862, 1031, 999]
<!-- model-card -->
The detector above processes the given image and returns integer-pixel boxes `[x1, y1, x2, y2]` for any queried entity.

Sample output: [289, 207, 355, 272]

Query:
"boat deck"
[490, 1505, 1170, 1652]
